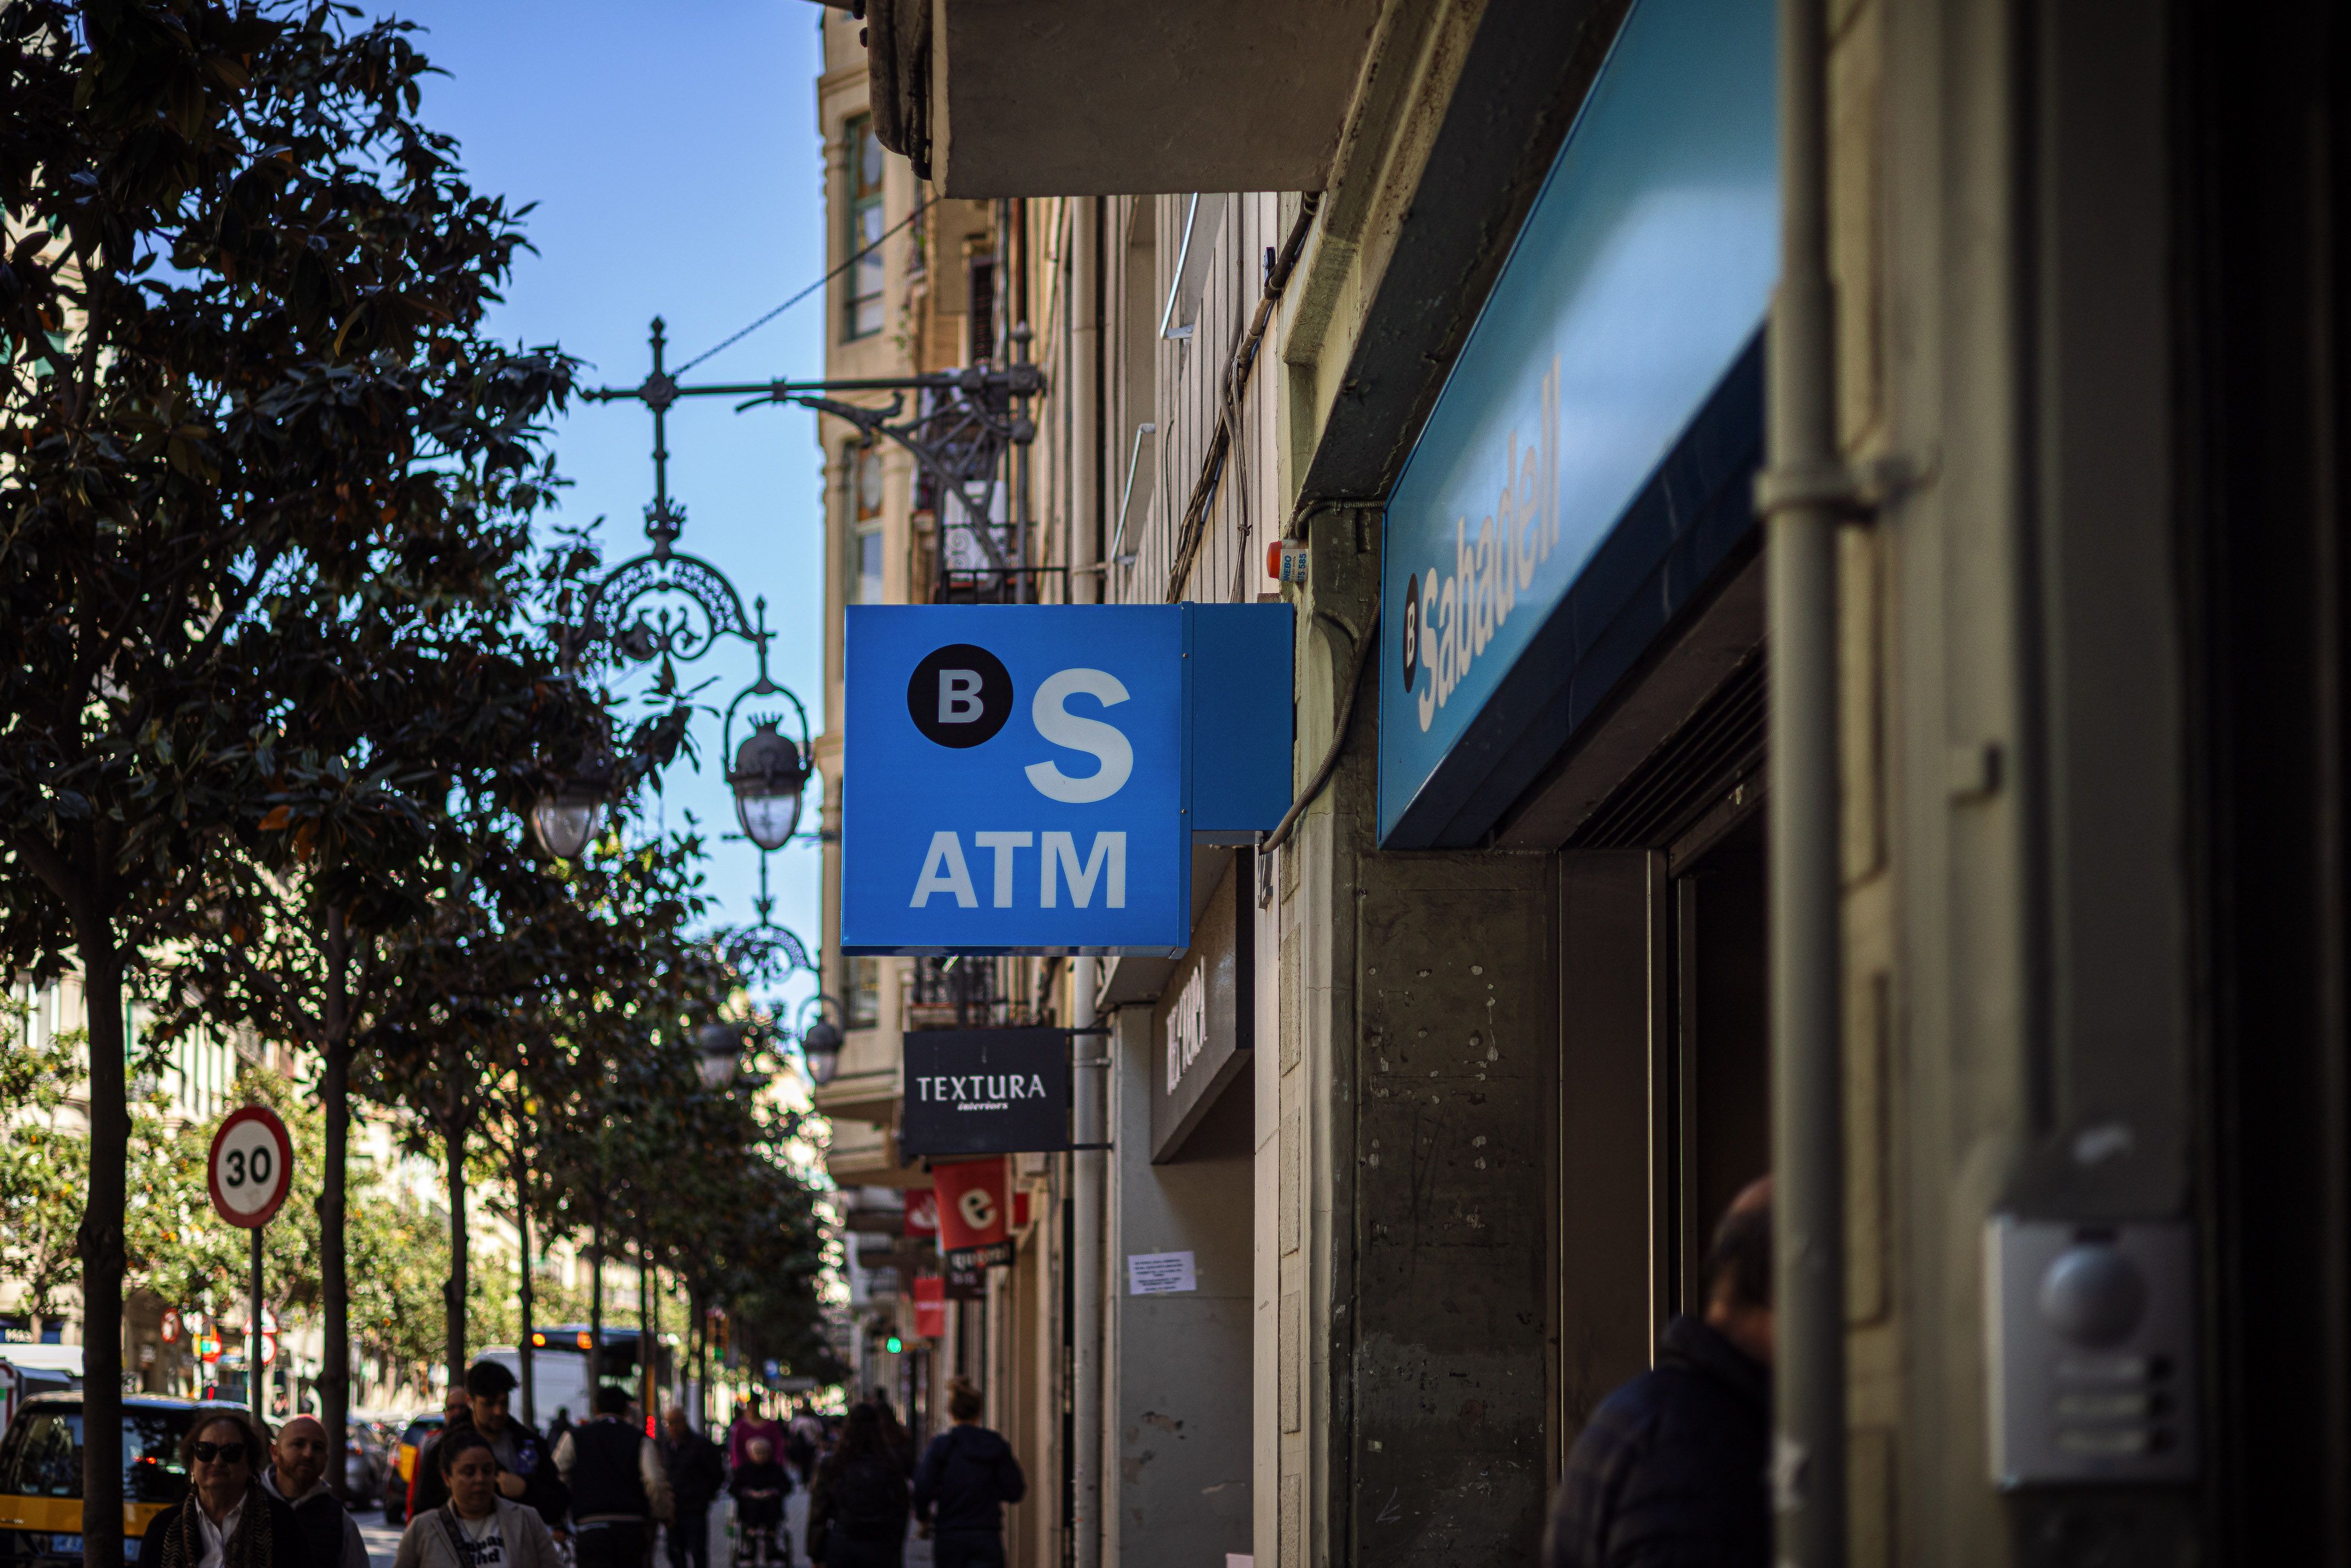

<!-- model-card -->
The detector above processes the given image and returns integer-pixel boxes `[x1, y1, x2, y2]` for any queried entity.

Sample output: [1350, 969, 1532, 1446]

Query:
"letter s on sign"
[1024, 668, 1134, 803]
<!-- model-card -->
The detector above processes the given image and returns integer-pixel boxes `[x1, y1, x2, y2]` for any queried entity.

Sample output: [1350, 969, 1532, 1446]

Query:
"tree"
[0, 6, 583, 1554]
[0, 1025, 89, 1332]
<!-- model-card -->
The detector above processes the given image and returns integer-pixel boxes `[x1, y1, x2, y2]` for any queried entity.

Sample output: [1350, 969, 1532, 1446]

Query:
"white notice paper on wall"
[1127, 1250, 1198, 1295]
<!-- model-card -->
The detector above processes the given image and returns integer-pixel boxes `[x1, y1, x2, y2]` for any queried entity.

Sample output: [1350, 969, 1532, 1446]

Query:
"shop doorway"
[1657, 808, 1770, 1321]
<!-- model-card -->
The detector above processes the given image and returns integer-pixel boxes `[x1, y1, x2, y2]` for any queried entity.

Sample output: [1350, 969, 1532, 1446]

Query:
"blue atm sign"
[846, 605, 1270, 955]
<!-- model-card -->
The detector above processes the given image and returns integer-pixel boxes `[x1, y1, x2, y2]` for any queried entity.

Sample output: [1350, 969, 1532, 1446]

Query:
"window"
[851, 443, 885, 604]
[845, 116, 886, 340]
[2, 1409, 196, 1503]
[849, 958, 882, 1029]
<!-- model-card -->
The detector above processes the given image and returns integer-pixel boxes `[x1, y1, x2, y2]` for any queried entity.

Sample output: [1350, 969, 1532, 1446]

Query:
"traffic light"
[884, 1334, 903, 1354]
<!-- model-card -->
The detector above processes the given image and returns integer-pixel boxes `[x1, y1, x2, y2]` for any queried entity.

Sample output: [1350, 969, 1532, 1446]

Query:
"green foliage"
[0, 1023, 88, 1320]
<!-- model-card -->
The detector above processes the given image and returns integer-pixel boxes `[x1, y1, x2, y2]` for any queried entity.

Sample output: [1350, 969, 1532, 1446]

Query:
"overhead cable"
[675, 195, 937, 375]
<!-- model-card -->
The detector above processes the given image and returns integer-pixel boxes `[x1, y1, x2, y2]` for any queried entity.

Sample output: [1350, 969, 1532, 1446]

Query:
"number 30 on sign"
[207, 1105, 294, 1229]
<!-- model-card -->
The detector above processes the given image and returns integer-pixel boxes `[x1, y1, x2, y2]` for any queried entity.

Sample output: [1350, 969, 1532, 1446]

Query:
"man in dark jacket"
[413, 1361, 571, 1534]
[911, 1381, 1026, 1568]
[1543, 1178, 1773, 1568]
[659, 1407, 728, 1568]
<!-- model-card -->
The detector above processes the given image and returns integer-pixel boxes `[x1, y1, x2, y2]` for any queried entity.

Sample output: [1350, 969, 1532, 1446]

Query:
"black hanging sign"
[900, 1028, 1072, 1157]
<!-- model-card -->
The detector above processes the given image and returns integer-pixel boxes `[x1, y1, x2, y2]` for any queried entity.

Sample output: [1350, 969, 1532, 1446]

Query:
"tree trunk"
[78, 938, 128, 1568]
[442, 1108, 468, 1392]
[515, 1137, 534, 1429]
[589, 1205, 604, 1405]
[638, 1231, 653, 1427]
[318, 909, 353, 1498]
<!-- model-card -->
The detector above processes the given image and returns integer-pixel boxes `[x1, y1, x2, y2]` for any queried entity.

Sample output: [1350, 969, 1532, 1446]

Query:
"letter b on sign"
[909, 644, 1013, 747]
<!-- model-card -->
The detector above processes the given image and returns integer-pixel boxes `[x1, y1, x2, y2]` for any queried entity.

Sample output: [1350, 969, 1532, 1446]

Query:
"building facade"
[812, 0, 2351, 1563]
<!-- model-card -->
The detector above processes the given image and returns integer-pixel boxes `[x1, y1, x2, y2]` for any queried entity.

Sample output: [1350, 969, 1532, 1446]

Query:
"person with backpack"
[803, 1405, 909, 1568]
[911, 1381, 1025, 1568]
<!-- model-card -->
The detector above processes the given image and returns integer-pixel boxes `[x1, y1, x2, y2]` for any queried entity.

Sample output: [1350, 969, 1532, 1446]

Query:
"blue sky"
[378, 1, 831, 1020]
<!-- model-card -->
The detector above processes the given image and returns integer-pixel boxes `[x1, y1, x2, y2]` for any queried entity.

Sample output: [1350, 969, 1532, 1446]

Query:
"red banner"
[911, 1275, 945, 1340]
[904, 1188, 939, 1237]
[934, 1157, 1010, 1269]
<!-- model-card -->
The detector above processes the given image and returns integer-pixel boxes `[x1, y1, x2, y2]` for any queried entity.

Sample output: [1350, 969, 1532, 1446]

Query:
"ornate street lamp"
[530, 746, 615, 864]
[722, 660, 814, 856]
[729, 722, 811, 852]
[696, 1020, 744, 1090]
[797, 995, 846, 1088]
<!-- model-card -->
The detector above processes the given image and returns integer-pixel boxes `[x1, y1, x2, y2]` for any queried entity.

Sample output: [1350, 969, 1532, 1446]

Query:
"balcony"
[865, 0, 1382, 196]
[905, 954, 1037, 1030]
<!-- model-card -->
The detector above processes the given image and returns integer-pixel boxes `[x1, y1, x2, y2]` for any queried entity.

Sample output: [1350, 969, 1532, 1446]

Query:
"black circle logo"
[909, 643, 1014, 747]
[1401, 571, 1423, 692]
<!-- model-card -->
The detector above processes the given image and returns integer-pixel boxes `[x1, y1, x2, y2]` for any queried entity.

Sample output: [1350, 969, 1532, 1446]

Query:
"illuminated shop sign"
[1379, 0, 1777, 846]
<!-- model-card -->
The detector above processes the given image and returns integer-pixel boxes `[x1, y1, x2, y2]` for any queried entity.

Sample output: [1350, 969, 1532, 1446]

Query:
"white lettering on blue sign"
[1025, 668, 1134, 802]
[1409, 360, 1561, 736]
[843, 605, 1189, 953]
[909, 829, 1127, 910]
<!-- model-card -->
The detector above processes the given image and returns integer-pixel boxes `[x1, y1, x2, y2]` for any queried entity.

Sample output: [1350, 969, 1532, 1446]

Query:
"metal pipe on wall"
[1070, 956, 1105, 1568]
[1761, 0, 1846, 1561]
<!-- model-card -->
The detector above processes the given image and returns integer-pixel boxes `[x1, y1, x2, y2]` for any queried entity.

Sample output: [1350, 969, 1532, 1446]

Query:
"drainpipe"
[1071, 955, 1105, 1568]
[1758, 0, 1845, 1562]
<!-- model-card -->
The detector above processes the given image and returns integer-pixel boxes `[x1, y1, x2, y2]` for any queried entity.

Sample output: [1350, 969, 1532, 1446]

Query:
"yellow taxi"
[0, 1392, 246, 1565]
[380, 1412, 443, 1526]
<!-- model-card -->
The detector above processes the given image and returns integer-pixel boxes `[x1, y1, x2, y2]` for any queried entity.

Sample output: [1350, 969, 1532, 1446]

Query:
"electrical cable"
[1260, 603, 1380, 856]
[674, 195, 936, 375]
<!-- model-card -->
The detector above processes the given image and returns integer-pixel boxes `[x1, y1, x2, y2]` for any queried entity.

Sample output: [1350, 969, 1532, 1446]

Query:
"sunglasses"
[192, 1442, 249, 1465]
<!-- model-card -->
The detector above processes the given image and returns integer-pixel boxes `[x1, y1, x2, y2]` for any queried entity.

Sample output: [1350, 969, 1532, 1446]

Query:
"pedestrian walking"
[803, 1406, 908, 1568]
[554, 1386, 674, 1568]
[726, 1438, 792, 1567]
[726, 1398, 786, 1474]
[658, 1407, 726, 1568]
[1541, 1178, 1774, 1568]
[546, 1409, 574, 1448]
[865, 1396, 913, 1479]
[394, 1431, 565, 1568]
[261, 1415, 368, 1568]
[784, 1407, 821, 1489]
[414, 1362, 570, 1534]
[910, 1381, 1024, 1568]
[149, 1410, 305, 1568]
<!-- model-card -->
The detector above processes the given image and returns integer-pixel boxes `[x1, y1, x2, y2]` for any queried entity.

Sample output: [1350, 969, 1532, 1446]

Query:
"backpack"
[832, 1456, 905, 1538]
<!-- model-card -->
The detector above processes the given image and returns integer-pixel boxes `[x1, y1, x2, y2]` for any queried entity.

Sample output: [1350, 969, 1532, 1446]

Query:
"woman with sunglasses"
[150, 1412, 305, 1568]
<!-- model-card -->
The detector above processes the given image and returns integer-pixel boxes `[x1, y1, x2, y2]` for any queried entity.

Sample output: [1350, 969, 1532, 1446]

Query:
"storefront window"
[845, 115, 886, 340]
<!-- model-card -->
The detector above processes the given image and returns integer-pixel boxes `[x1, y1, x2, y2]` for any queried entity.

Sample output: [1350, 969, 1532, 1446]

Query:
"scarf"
[156, 1481, 276, 1568]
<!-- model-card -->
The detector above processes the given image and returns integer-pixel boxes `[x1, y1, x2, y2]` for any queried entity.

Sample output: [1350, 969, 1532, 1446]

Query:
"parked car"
[0, 1391, 245, 1567]
[380, 1412, 443, 1526]
[343, 1416, 385, 1501]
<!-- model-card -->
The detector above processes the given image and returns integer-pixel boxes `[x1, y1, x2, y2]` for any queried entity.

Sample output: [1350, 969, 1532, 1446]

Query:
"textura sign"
[842, 604, 1294, 954]
[901, 1028, 1071, 1157]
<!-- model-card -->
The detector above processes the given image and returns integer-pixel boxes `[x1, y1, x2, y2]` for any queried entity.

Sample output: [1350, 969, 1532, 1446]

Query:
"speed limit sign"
[206, 1106, 293, 1228]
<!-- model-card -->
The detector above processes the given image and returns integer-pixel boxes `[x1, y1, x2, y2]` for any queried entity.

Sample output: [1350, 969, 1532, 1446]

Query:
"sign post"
[206, 1106, 294, 1418]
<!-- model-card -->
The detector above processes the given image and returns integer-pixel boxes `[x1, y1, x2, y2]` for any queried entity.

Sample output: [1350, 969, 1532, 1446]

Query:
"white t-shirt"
[451, 1510, 505, 1568]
